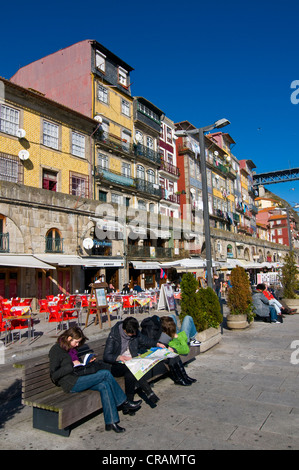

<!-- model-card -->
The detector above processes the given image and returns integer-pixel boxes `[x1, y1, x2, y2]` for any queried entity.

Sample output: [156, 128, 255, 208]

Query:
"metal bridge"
[253, 167, 299, 186]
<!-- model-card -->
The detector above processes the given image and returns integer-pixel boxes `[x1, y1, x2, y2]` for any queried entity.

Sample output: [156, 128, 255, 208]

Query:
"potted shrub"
[280, 251, 299, 310]
[227, 265, 254, 329]
[180, 273, 222, 351]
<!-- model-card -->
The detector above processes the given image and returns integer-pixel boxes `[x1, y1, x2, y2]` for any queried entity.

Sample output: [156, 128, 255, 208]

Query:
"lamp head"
[214, 118, 230, 129]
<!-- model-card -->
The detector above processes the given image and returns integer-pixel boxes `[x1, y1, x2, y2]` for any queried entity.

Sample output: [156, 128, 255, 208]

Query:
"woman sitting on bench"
[49, 326, 142, 433]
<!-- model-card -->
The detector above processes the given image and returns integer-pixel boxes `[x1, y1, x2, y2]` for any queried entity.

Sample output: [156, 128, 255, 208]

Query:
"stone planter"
[226, 314, 252, 330]
[195, 326, 221, 353]
[282, 299, 299, 311]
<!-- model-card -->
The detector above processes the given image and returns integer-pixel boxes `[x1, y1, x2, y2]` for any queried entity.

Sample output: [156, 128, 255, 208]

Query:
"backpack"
[140, 315, 162, 342]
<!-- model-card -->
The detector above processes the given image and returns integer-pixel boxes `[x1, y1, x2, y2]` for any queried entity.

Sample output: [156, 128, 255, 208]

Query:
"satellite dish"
[16, 128, 26, 138]
[18, 150, 30, 161]
[94, 115, 103, 123]
[83, 238, 94, 250]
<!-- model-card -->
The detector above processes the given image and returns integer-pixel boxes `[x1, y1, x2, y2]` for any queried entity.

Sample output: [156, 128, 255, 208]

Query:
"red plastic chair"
[48, 305, 63, 334]
[38, 299, 49, 314]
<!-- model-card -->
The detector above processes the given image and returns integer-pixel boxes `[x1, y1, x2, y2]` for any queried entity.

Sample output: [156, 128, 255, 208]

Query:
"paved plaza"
[1, 306, 299, 450]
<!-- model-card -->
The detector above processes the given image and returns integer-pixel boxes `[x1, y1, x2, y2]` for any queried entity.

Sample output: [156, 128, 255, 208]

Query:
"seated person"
[121, 283, 130, 294]
[103, 317, 164, 408]
[133, 283, 143, 293]
[159, 316, 197, 386]
[252, 284, 280, 323]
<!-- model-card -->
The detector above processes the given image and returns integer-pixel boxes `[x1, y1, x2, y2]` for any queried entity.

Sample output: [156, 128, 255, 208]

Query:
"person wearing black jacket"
[103, 317, 165, 408]
[49, 326, 142, 433]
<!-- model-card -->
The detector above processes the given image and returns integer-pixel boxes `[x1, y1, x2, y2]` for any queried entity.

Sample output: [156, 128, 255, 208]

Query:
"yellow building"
[0, 78, 95, 196]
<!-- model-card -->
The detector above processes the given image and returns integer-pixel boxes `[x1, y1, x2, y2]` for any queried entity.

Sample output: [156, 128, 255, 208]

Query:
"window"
[43, 169, 57, 191]
[146, 136, 154, 150]
[43, 121, 59, 149]
[122, 162, 131, 178]
[118, 67, 128, 86]
[72, 131, 85, 158]
[71, 175, 88, 197]
[0, 105, 19, 136]
[137, 103, 159, 122]
[147, 169, 155, 184]
[166, 127, 172, 144]
[99, 190, 107, 202]
[138, 200, 146, 210]
[137, 165, 145, 180]
[111, 193, 121, 204]
[96, 51, 106, 72]
[98, 84, 108, 104]
[45, 228, 63, 253]
[0, 154, 19, 182]
[135, 131, 143, 144]
[121, 99, 130, 117]
[98, 153, 108, 170]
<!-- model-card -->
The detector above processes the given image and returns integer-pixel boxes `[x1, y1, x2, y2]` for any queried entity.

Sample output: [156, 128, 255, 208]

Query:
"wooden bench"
[14, 338, 200, 436]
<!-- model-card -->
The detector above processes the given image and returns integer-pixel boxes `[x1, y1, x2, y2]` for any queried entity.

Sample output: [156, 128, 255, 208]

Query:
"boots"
[169, 362, 191, 386]
[178, 363, 197, 384]
[138, 379, 160, 404]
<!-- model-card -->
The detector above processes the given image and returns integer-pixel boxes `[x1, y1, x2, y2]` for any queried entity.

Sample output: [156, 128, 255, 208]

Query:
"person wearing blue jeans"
[168, 314, 201, 346]
[70, 369, 127, 428]
[49, 326, 142, 433]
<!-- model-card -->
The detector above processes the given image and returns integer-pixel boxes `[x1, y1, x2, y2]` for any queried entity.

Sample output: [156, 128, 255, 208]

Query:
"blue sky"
[1, 0, 299, 209]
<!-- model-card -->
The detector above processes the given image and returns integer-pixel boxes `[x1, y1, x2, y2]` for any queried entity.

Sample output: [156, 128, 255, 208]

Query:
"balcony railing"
[127, 245, 172, 258]
[45, 236, 64, 253]
[161, 189, 180, 204]
[95, 167, 161, 197]
[0, 233, 9, 252]
[95, 131, 161, 165]
[160, 160, 180, 177]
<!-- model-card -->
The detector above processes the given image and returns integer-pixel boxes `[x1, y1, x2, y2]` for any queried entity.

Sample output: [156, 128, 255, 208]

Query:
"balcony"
[249, 203, 258, 215]
[127, 245, 172, 259]
[95, 131, 161, 166]
[237, 224, 254, 236]
[0, 233, 9, 252]
[95, 167, 161, 198]
[160, 160, 180, 177]
[161, 189, 180, 204]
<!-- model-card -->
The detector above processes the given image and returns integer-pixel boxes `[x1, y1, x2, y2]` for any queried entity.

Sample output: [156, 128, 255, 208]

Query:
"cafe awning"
[34, 255, 125, 268]
[82, 258, 125, 268]
[34, 254, 85, 266]
[131, 261, 161, 270]
[0, 254, 56, 269]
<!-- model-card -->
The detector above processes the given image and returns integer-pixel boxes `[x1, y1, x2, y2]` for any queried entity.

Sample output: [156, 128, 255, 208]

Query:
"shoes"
[169, 362, 192, 386]
[122, 399, 142, 413]
[105, 423, 126, 433]
[272, 320, 281, 324]
[147, 392, 160, 404]
[190, 339, 201, 347]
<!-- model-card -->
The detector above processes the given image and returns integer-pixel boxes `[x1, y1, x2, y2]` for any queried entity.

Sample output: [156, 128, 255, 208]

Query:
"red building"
[268, 213, 290, 246]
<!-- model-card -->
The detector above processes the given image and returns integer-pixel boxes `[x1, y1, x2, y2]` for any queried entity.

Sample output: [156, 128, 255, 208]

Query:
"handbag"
[73, 360, 102, 376]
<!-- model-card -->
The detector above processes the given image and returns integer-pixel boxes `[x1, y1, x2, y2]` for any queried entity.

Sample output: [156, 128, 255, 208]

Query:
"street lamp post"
[176, 119, 230, 288]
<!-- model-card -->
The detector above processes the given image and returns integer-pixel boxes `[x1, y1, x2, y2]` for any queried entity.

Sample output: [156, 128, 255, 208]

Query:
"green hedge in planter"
[227, 265, 254, 322]
[180, 272, 222, 332]
[280, 250, 299, 299]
